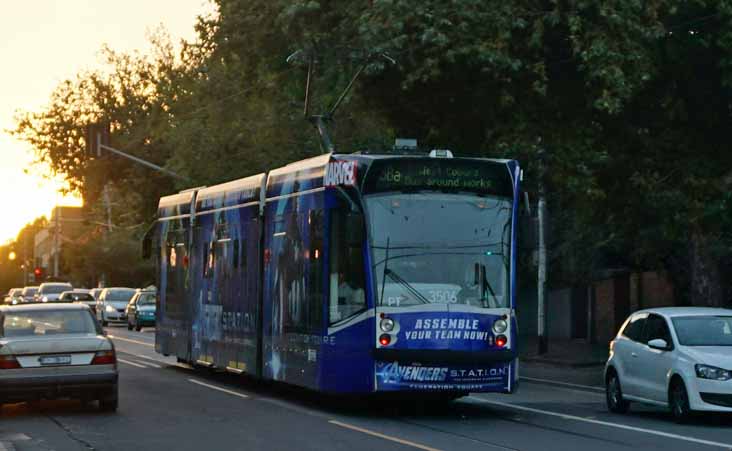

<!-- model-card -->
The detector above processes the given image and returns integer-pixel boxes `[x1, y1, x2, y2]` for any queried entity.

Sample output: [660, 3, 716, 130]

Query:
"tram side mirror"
[141, 222, 155, 260]
[345, 213, 365, 247]
[142, 234, 152, 260]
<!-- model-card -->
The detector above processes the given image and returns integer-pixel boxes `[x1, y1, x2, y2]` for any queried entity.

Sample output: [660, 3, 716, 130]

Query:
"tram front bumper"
[373, 349, 517, 393]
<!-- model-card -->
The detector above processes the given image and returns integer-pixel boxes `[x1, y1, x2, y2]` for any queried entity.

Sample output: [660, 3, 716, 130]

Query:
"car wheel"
[669, 378, 692, 423]
[127, 322, 133, 331]
[100, 385, 118, 412]
[606, 370, 630, 414]
[135, 324, 142, 332]
[100, 397, 118, 412]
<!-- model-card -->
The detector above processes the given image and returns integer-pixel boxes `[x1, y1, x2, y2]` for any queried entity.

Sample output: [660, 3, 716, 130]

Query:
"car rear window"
[137, 293, 156, 306]
[42, 284, 73, 294]
[106, 290, 136, 302]
[68, 293, 94, 302]
[1, 310, 99, 337]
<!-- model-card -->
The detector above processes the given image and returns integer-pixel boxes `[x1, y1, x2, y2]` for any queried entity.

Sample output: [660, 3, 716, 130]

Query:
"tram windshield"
[366, 192, 512, 308]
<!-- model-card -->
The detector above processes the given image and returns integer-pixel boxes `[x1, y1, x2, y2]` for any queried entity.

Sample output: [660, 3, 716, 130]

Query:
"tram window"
[308, 210, 324, 331]
[205, 242, 215, 278]
[329, 206, 366, 324]
[233, 239, 240, 268]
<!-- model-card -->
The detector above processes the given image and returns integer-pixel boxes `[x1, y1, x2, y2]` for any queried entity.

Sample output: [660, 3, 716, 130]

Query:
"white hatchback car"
[606, 307, 732, 422]
[0, 303, 118, 411]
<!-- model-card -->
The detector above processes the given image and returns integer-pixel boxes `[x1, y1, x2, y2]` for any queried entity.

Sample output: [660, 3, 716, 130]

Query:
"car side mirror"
[648, 338, 669, 350]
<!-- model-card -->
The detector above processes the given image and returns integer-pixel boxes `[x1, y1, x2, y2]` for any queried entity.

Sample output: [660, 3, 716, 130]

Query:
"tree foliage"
[9, 0, 732, 303]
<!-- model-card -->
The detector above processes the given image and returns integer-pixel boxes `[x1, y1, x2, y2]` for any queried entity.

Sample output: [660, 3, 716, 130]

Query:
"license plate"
[39, 355, 72, 366]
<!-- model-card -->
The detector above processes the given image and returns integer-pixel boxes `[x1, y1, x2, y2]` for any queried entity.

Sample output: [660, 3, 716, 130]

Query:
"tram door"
[322, 194, 373, 393]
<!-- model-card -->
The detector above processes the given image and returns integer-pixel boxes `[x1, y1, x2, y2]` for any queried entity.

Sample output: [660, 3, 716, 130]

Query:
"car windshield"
[106, 290, 136, 302]
[9, 289, 23, 297]
[366, 192, 512, 308]
[22, 288, 38, 296]
[1, 310, 99, 337]
[672, 316, 732, 346]
[137, 293, 156, 306]
[42, 285, 72, 294]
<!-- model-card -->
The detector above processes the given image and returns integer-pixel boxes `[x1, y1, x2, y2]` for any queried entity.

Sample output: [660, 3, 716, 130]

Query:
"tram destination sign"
[364, 158, 513, 197]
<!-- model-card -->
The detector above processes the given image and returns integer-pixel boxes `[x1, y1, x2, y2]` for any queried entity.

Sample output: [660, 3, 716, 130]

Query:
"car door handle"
[631, 352, 638, 358]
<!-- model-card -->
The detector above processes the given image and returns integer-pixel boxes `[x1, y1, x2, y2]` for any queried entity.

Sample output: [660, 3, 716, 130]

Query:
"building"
[33, 206, 86, 279]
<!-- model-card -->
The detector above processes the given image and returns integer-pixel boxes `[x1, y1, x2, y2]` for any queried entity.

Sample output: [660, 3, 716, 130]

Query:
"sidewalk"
[519, 336, 609, 368]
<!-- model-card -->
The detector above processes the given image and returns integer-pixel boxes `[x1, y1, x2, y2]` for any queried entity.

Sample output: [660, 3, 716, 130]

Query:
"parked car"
[37, 283, 74, 303]
[6, 289, 24, 305]
[96, 288, 136, 326]
[606, 307, 732, 422]
[0, 303, 118, 411]
[125, 290, 156, 331]
[21, 286, 39, 303]
[59, 290, 96, 313]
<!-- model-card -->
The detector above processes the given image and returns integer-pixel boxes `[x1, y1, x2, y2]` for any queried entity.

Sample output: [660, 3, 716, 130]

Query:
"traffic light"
[34, 267, 44, 282]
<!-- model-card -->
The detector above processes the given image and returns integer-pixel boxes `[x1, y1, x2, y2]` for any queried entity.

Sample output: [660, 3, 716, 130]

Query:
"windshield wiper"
[475, 262, 500, 308]
[384, 269, 430, 305]
[379, 237, 428, 305]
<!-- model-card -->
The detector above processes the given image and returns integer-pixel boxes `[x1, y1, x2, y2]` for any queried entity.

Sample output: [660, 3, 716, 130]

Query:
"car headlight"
[42, 296, 49, 302]
[11, 299, 18, 305]
[492, 319, 508, 334]
[380, 318, 395, 332]
[695, 364, 732, 381]
[105, 305, 116, 313]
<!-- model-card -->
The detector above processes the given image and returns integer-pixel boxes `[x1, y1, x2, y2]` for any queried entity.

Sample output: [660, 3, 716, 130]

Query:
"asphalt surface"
[2, 327, 732, 451]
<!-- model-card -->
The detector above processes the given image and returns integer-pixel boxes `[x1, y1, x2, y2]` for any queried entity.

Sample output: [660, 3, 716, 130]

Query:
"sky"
[0, 0, 214, 244]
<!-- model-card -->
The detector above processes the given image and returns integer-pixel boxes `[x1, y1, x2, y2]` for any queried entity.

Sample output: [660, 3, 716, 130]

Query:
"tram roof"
[196, 173, 265, 212]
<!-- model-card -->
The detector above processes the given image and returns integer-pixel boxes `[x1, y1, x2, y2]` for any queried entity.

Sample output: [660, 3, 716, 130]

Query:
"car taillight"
[0, 355, 21, 369]
[91, 350, 116, 365]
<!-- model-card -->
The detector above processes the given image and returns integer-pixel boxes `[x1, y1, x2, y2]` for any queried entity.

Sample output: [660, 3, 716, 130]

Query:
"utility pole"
[537, 146, 548, 355]
[53, 206, 61, 278]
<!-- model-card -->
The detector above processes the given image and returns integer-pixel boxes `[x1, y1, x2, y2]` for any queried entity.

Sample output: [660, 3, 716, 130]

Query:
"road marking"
[107, 335, 154, 348]
[329, 420, 444, 451]
[136, 360, 161, 368]
[118, 351, 168, 366]
[469, 397, 732, 449]
[188, 379, 249, 399]
[118, 358, 148, 368]
[521, 376, 604, 393]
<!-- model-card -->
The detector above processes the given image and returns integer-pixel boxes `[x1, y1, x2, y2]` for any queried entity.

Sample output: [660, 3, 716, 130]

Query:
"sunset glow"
[0, 0, 212, 243]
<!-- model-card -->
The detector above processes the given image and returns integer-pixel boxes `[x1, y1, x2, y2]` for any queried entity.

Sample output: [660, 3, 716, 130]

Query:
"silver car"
[96, 288, 136, 326]
[37, 282, 74, 303]
[0, 303, 118, 411]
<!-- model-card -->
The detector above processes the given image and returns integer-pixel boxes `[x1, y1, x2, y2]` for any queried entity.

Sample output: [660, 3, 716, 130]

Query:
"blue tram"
[152, 149, 522, 395]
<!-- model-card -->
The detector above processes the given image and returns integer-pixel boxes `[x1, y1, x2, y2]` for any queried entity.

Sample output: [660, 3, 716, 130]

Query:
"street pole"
[537, 147, 548, 355]
[53, 205, 60, 278]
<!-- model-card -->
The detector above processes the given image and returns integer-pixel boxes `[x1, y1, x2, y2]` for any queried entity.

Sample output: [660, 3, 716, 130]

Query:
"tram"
[150, 147, 522, 395]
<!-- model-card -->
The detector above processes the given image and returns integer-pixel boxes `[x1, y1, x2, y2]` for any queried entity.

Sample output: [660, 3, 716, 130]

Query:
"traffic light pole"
[95, 133, 188, 181]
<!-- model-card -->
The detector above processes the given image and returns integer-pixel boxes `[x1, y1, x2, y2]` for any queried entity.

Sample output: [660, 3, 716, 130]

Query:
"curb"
[521, 356, 607, 368]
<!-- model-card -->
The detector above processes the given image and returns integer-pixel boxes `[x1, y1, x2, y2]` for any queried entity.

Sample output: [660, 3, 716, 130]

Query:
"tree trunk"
[689, 230, 723, 307]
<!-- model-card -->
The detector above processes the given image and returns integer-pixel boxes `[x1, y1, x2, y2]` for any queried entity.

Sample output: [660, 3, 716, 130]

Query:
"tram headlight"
[492, 319, 508, 334]
[380, 318, 395, 332]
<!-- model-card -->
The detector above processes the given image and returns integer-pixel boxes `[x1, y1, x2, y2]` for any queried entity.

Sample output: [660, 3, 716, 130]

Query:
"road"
[2, 327, 732, 451]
